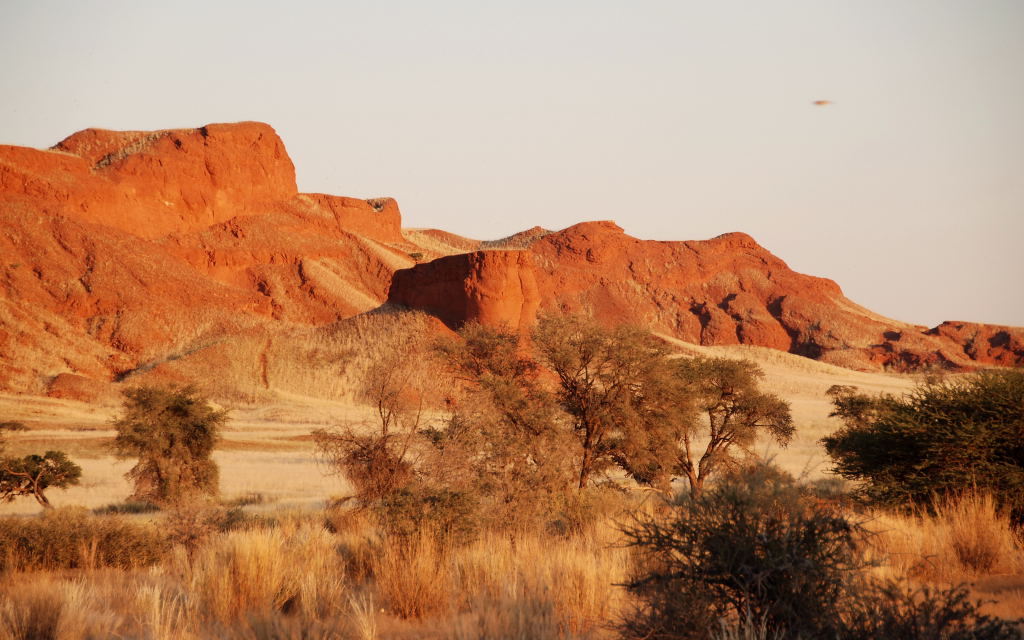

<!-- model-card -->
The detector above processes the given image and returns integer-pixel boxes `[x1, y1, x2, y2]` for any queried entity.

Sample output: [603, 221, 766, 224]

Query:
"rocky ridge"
[1, 122, 1020, 401]
[388, 221, 1024, 372]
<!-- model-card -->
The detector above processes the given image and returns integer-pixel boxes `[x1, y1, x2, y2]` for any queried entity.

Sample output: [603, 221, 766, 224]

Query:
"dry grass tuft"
[867, 491, 1024, 583]
[0, 576, 127, 640]
[0, 578, 64, 640]
[172, 522, 347, 624]
[451, 528, 630, 636]
[449, 595, 563, 640]
[371, 532, 453, 619]
[134, 583, 189, 640]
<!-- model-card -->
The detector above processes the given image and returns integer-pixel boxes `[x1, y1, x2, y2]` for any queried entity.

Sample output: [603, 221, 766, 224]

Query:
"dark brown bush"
[0, 508, 169, 571]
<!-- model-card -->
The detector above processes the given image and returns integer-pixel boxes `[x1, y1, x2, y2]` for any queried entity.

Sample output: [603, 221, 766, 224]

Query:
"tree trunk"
[578, 446, 592, 489]
[686, 471, 703, 499]
[32, 477, 52, 509]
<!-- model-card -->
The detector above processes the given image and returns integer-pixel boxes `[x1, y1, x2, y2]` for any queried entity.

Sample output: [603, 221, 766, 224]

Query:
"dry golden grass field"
[1, 334, 1021, 639]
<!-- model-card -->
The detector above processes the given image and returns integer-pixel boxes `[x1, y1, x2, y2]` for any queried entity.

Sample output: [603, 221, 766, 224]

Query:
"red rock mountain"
[1, 122, 1020, 400]
[389, 221, 1024, 371]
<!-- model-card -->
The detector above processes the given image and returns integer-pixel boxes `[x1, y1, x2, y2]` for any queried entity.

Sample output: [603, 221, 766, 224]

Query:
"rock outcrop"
[3, 122, 297, 238]
[389, 251, 540, 332]
[1, 121, 1020, 400]
[0, 122, 413, 396]
[389, 221, 1024, 372]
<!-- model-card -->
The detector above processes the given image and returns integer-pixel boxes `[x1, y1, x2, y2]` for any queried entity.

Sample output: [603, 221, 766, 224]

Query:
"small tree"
[532, 314, 682, 489]
[674, 357, 794, 497]
[433, 322, 577, 519]
[112, 386, 226, 506]
[0, 451, 82, 508]
[313, 323, 442, 506]
[1, 421, 82, 509]
[822, 370, 1024, 517]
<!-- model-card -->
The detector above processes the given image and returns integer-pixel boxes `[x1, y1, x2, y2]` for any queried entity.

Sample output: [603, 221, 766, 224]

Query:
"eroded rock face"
[1, 120, 1020, 398]
[298, 194, 403, 244]
[2, 122, 298, 238]
[924, 322, 1024, 367]
[388, 221, 1024, 372]
[0, 122, 413, 394]
[388, 251, 540, 332]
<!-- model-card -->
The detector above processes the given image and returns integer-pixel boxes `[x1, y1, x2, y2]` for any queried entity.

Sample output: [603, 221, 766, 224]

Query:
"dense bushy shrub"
[841, 582, 1022, 640]
[622, 464, 860, 639]
[0, 508, 169, 571]
[822, 370, 1024, 518]
[374, 487, 481, 545]
[621, 464, 1023, 640]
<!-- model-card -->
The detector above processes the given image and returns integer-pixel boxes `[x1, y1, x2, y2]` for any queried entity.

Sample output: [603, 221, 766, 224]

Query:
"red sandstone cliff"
[1, 121, 1020, 401]
[0, 122, 412, 397]
[388, 221, 1024, 372]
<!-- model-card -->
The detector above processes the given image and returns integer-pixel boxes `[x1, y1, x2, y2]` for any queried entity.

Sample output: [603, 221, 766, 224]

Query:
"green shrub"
[0, 508, 169, 571]
[374, 487, 481, 545]
[822, 370, 1024, 519]
[620, 463, 1023, 639]
[621, 464, 861, 639]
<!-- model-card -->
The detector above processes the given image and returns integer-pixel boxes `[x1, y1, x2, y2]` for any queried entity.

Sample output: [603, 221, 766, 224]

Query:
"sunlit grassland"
[1, 329, 1021, 637]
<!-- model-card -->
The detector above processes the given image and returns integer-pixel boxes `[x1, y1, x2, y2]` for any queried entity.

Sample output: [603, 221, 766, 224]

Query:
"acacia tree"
[532, 314, 684, 489]
[112, 386, 226, 505]
[433, 322, 576, 505]
[674, 357, 794, 497]
[1, 451, 82, 508]
[1, 421, 82, 508]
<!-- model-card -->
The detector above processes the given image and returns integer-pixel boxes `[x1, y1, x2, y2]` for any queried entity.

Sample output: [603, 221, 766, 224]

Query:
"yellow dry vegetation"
[1, 325, 1021, 636]
[0, 513, 633, 640]
[1, 494, 1021, 639]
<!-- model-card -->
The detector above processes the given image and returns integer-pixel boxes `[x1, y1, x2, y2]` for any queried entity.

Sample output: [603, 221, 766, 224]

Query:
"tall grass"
[171, 522, 348, 624]
[0, 491, 1019, 639]
[867, 491, 1024, 583]
[451, 530, 630, 636]
[371, 532, 454, 619]
[0, 575, 126, 640]
[365, 518, 630, 631]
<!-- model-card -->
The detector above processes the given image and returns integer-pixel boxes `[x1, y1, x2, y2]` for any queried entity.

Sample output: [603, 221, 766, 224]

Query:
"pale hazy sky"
[2, 1, 1022, 327]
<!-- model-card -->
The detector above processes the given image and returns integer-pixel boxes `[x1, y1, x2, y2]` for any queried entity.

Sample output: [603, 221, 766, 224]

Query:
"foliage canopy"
[822, 370, 1024, 517]
[113, 386, 226, 505]
[1, 421, 81, 508]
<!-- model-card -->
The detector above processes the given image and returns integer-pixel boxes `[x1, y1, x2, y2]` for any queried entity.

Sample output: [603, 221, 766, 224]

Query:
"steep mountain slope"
[1, 122, 417, 397]
[1, 121, 1020, 402]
